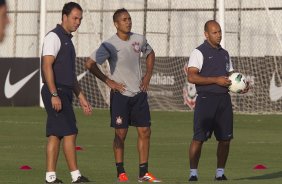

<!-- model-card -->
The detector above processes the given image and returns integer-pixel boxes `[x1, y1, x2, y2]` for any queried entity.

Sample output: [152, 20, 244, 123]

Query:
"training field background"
[0, 107, 281, 184]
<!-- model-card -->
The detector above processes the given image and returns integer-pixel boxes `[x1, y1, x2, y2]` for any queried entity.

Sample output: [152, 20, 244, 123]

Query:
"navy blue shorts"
[41, 84, 78, 137]
[110, 91, 151, 128]
[193, 92, 233, 141]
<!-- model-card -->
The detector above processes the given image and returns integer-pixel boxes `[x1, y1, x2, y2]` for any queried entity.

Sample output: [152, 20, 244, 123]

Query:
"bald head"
[204, 20, 222, 48]
[204, 20, 220, 32]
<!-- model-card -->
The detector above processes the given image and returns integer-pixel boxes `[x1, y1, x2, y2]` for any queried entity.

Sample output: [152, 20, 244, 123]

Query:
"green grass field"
[0, 107, 282, 184]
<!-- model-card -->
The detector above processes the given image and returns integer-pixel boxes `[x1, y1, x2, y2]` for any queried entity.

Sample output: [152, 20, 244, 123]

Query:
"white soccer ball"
[228, 72, 247, 93]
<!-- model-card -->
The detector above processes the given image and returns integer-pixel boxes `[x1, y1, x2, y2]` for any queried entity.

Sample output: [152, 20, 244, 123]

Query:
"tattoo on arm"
[89, 63, 108, 83]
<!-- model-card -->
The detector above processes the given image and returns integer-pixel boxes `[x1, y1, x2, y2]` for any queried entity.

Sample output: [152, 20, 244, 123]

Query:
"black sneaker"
[72, 176, 90, 183]
[188, 175, 198, 181]
[215, 174, 227, 181]
[45, 178, 63, 183]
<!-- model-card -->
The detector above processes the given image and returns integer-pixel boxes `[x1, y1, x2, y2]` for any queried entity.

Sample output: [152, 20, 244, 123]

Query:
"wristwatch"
[51, 92, 58, 97]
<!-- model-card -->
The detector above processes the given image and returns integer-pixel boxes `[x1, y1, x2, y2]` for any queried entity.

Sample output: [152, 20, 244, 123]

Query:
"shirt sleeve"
[42, 32, 61, 57]
[187, 49, 204, 71]
[141, 37, 153, 57]
[90, 43, 111, 65]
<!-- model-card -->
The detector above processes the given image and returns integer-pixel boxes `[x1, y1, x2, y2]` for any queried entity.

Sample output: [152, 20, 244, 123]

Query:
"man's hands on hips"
[106, 78, 126, 93]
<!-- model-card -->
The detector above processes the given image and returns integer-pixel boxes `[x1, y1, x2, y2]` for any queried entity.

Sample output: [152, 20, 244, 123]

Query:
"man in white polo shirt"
[41, 2, 92, 183]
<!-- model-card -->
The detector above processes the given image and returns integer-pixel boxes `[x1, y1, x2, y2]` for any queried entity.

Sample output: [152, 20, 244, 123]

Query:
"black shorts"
[193, 92, 233, 141]
[110, 91, 151, 128]
[41, 84, 78, 137]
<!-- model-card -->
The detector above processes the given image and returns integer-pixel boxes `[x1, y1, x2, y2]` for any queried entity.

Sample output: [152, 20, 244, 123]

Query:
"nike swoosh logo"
[77, 70, 88, 81]
[269, 72, 282, 101]
[4, 69, 39, 99]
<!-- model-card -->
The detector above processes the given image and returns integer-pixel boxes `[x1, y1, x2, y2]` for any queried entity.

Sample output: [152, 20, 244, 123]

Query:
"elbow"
[85, 59, 94, 70]
[187, 75, 196, 84]
[42, 62, 50, 73]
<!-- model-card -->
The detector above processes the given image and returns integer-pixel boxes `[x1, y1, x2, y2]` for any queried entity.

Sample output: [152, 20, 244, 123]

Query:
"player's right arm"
[42, 32, 62, 112]
[85, 58, 126, 93]
[187, 49, 231, 87]
[187, 67, 230, 87]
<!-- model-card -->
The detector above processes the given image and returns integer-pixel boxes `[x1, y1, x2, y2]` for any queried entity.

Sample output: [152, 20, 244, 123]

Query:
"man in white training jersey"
[85, 8, 161, 183]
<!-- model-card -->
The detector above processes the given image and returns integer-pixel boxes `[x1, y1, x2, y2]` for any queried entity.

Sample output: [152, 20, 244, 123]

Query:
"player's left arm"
[73, 79, 92, 115]
[141, 50, 155, 91]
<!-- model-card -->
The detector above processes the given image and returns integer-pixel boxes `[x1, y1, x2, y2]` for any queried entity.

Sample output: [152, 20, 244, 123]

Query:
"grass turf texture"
[0, 107, 281, 183]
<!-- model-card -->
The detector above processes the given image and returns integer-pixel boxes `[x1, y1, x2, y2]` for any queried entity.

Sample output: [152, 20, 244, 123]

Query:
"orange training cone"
[75, 146, 83, 151]
[253, 164, 267, 170]
[20, 165, 32, 170]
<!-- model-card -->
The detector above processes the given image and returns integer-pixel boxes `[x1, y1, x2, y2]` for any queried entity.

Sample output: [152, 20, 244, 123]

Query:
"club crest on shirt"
[132, 42, 141, 53]
[116, 116, 123, 125]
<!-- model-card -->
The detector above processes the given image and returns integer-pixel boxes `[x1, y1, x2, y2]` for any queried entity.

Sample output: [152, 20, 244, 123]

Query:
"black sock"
[116, 162, 125, 177]
[139, 162, 148, 177]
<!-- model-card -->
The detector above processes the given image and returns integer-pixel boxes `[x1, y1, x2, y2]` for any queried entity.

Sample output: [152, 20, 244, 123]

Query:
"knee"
[115, 133, 126, 142]
[138, 128, 151, 139]
[85, 59, 93, 70]
[114, 130, 127, 144]
[219, 140, 230, 147]
[191, 140, 204, 147]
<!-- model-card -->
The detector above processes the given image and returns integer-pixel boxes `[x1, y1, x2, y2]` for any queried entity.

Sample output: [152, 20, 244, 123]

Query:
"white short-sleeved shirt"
[188, 49, 233, 72]
[42, 32, 61, 57]
[90, 33, 153, 97]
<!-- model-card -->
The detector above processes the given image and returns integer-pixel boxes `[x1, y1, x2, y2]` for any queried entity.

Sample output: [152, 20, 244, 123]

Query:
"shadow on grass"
[235, 171, 282, 180]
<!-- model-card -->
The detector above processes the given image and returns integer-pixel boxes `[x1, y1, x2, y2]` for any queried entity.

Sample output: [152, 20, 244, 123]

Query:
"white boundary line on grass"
[0, 120, 41, 124]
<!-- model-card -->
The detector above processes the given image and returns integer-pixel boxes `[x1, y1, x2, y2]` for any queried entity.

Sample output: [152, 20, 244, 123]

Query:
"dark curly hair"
[62, 2, 83, 21]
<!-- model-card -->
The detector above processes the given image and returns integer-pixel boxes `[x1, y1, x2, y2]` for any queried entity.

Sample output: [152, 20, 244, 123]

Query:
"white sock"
[46, 171, 56, 182]
[71, 170, 81, 182]
[190, 169, 198, 177]
[216, 168, 224, 177]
